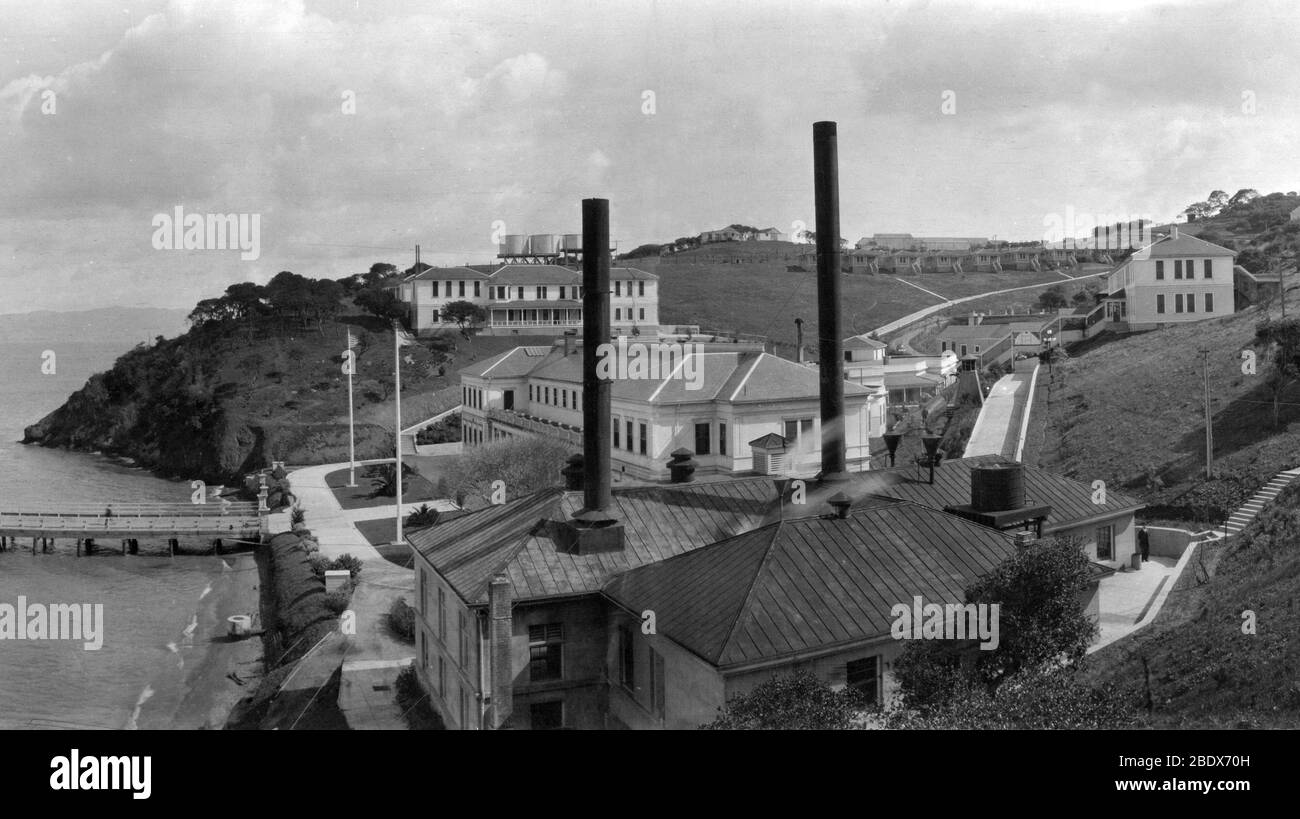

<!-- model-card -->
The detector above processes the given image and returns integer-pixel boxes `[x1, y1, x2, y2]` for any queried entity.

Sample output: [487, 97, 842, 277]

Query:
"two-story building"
[1102, 228, 1236, 330]
[936, 321, 1015, 368]
[393, 263, 659, 336]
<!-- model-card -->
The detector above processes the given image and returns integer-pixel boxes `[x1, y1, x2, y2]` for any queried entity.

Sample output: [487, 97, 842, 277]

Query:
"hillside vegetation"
[22, 269, 553, 483]
[1036, 302, 1300, 523]
[1083, 481, 1300, 727]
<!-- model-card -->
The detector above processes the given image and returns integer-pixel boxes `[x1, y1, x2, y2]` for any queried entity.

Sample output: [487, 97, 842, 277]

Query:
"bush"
[395, 665, 445, 730]
[323, 586, 352, 615]
[290, 506, 306, 525]
[388, 597, 416, 643]
[308, 554, 332, 578]
[331, 553, 364, 580]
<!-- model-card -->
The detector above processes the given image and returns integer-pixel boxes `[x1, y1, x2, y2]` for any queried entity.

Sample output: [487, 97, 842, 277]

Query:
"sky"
[1, 0, 1298, 314]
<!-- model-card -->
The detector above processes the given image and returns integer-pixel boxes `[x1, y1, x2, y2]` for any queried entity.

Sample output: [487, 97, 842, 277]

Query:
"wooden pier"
[0, 502, 267, 555]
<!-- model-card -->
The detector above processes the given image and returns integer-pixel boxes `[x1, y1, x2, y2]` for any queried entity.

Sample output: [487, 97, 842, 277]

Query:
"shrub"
[308, 554, 332, 578]
[405, 504, 440, 529]
[388, 597, 416, 643]
[290, 506, 306, 525]
[331, 553, 364, 580]
[323, 586, 352, 615]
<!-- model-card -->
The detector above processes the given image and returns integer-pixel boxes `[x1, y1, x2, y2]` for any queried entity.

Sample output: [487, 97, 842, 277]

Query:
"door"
[503, 390, 514, 411]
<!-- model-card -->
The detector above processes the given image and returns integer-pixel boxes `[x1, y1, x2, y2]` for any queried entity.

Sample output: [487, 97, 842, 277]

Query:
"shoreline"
[138, 552, 266, 729]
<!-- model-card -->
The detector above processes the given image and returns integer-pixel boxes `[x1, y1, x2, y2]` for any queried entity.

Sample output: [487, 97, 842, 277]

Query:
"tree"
[441, 300, 486, 333]
[892, 536, 1099, 711]
[355, 285, 408, 321]
[439, 436, 572, 508]
[1253, 317, 1300, 428]
[405, 504, 440, 529]
[701, 670, 866, 729]
[1037, 284, 1068, 310]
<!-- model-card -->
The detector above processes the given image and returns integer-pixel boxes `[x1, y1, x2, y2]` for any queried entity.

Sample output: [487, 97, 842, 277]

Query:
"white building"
[459, 337, 888, 480]
[393, 264, 659, 336]
[1102, 228, 1236, 330]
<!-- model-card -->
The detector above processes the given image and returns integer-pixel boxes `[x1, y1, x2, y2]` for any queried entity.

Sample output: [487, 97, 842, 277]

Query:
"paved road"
[963, 369, 1038, 459]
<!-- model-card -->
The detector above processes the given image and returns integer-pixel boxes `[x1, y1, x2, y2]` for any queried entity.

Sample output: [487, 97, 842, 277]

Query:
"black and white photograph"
[0, 0, 1295, 802]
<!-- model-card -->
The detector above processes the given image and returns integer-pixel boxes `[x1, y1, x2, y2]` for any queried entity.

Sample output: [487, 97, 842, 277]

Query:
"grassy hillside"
[1035, 302, 1300, 523]
[1083, 481, 1300, 727]
[647, 241, 1065, 354]
[22, 296, 555, 482]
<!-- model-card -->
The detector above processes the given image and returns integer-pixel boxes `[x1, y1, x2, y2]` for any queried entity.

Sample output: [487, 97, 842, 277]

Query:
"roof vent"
[827, 492, 852, 519]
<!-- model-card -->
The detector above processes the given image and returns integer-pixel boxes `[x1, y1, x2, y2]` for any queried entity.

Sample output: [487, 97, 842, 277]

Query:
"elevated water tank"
[528, 233, 558, 255]
[970, 463, 1025, 511]
[502, 234, 528, 256]
[560, 233, 581, 251]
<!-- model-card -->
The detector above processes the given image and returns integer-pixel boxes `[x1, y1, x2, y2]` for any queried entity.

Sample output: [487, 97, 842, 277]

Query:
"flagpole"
[394, 320, 403, 544]
[347, 332, 357, 487]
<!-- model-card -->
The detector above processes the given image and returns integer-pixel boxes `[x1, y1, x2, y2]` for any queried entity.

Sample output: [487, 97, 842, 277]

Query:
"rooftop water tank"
[528, 233, 558, 255]
[502, 234, 528, 256]
[970, 463, 1025, 512]
[560, 233, 581, 251]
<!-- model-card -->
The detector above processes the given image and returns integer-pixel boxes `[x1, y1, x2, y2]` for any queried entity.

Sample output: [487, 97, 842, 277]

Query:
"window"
[618, 626, 635, 690]
[458, 611, 468, 665]
[615, 308, 621, 320]
[438, 656, 445, 696]
[639, 422, 647, 455]
[844, 351, 853, 362]
[1186, 293, 1195, 313]
[497, 286, 507, 300]
[960, 344, 968, 356]
[694, 422, 711, 455]
[528, 624, 563, 681]
[974, 345, 981, 354]
[1156, 294, 1165, 314]
[544, 386, 550, 404]
[419, 568, 428, 616]
[516, 286, 524, 300]
[1204, 259, 1212, 279]
[530, 701, 563, 730]
[1096, 525, 1113, 560]
[1205, 293, 1214, 312]
[639, 308, 645, 320]
[846, 656, 879, 705]
[460, 687, 468, 728]
[538, 285, 547, 299]
[784, 418, 813, 445]
[638, 281, 645, 297]
[1175, 294, 1183, 313]
[718, 422, 727, 456]
[626, 420, 634, 451]
[528, 385, 533, 402]
[438, 588, 446, 639]
[559, 286, 566, 300]
[562, 390, 567, 409]
[458, 281, 465, 297]
[445, 281, 452, 297]
[613, 417, 621, 449]
[615, 280, 622, 296]
[420, 631, 427, 669]
[1174, 260, 1182, 279]
[474, 281, 481, 297]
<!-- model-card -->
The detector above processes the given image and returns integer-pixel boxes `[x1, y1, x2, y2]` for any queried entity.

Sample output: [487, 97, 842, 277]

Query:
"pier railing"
[0, 502, 260, 517]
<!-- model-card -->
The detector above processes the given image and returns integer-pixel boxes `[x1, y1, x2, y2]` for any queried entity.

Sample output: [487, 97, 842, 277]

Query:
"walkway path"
[271, 460, 457, 729]
[962, 367, 1038, 459]
[871, 269, 1109, 338]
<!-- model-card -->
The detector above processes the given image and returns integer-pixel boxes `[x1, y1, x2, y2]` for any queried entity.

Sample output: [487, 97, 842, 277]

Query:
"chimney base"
[556, 517, 625, 555]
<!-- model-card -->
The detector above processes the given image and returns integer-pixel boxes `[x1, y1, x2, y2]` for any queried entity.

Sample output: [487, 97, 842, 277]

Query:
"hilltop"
[21, 272, 553, 483]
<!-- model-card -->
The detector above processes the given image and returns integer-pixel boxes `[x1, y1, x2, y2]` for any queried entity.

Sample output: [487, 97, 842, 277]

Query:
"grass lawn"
[644, 244, 1066, 354]
[325, 466, 440, 510]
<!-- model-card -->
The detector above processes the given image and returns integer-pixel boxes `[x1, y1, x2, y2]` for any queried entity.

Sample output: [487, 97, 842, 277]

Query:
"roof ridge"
[716, 519, 788, 663]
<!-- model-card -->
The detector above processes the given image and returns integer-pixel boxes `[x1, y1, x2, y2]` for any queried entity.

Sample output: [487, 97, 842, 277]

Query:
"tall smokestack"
[581, 198, 613, 515]
[814, 121, 847, 481]
[795, 318, 805, 364]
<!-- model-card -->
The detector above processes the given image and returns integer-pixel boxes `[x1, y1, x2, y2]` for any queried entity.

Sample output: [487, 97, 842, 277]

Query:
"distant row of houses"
[825, 244, 1112, 275]
[696, 226, 788, 244]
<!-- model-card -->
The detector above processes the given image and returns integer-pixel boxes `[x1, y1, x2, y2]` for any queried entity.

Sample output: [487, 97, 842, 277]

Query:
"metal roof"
[407, 478, 784, 604]
[602, 502, 1019, 668]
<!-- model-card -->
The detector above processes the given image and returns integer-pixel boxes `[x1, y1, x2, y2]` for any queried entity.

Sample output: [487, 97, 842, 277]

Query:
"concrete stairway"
[1224, 467, 1300, 536]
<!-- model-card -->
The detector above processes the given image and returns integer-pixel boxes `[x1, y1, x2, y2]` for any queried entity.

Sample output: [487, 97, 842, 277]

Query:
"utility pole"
[1199, 348, 1213, 478]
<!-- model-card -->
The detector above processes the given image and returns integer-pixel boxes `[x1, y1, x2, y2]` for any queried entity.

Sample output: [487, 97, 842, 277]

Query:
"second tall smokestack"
[581, 198, 614, 515]
[814, 121, 847, 480]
